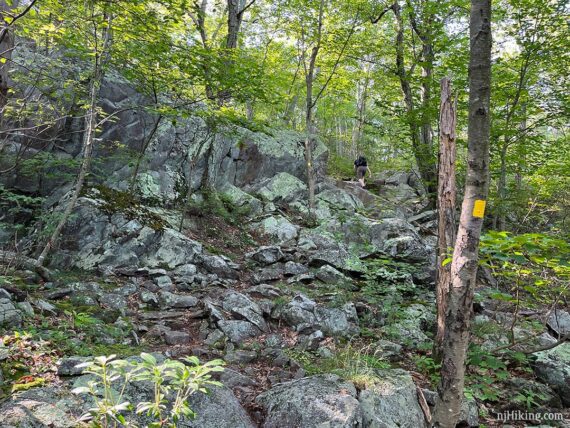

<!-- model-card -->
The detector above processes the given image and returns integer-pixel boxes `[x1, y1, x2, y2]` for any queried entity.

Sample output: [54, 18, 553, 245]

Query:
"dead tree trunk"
[433, 77, 457, 363]
[433, 1, 492, 426]
[36, 12, 113, 267]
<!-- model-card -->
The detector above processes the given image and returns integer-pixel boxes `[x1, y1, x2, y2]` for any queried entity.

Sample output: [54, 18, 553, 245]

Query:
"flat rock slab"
[358, 369, 426, 428]
[256, 374, 362, 428]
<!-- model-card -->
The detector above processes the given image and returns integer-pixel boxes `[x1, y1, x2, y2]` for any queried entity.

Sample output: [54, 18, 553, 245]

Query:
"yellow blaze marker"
[473, 199, 486, 218]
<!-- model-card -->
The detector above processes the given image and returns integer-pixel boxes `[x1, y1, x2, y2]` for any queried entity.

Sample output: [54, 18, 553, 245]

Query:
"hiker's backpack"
[355, 156, 367, 167]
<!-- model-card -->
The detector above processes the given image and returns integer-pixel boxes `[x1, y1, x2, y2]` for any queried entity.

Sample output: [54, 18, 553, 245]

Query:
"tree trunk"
[192, 0, 215, 101]
[303, 0, 324, 217]
[351, 68, 370, 158]
[419, 40, 437, 204]
[433, 77, 457, 363]
[226, 0, 246, 49]
[305, 66, 317, 215]
[219, 0, 252, 104]
[433, 1, 492, 426]
[36, 12, 113, 267]
[393, 1, 435, 204]
[497, 139, 508, 230]
[0, 0, 18, 124]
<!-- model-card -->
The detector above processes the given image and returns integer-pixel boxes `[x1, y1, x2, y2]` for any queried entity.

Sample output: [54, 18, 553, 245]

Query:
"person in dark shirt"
[354, 156, 371, 188]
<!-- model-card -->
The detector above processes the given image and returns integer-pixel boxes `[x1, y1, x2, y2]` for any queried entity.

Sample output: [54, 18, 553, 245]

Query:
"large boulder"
[219, 183, 264, 217]
[314, 188, 363, 220]
[358, 369, 426, 428]
[247, 246, 285, 266]
[256, 374, 362, 428]
[531, 343, 570, 406]
[381, 304, 435, 348]
[0, 387, 85, 428]
[221, 291, 268, 332]
[0, 296, 23, 328]
[55, 355, 256, 428]
[547, 309, 570, 337]
[275, 294, 359, 337]
[47, 195, 203, 271]
[252, 215, 299, 243]
[305, 215, 431, 266]
[247, 172, 308, 204]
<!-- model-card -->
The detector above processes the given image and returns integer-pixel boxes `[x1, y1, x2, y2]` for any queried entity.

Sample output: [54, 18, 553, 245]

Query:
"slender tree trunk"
[393, 3, 429, 191]
[192, 0, 215, 101]
[36, 12, 113, 267]
[419, 41, 437, 203]
[305, 73, 316, 215]
[303, 0, 324, 217]
[393, 1, 437, 205]
[434, 77, 457, 363]
[219, 0, 253, 104]
[0, 0, 18, 124]
[351, 69, 370, 158]
[283, 94, 298, 126]
[226, 0, 245, 49]
[246, 99, 254, 120]
[497, 139, 508, 230]
[433, 1, 492, 426]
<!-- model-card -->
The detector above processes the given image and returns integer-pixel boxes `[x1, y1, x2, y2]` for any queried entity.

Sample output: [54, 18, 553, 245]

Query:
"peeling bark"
[434, 77, 457, 363]
[433, 1, 492, 426]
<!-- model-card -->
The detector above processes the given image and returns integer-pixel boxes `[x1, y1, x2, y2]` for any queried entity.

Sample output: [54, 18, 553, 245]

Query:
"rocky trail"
[2, 169, 568, 427]
[1, 74, 569, 427]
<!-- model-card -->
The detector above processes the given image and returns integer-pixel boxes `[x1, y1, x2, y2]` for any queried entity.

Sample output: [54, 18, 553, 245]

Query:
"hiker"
[354, 155, 371, 187]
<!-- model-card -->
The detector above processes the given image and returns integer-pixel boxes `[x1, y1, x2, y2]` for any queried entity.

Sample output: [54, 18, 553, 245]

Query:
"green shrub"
[73, 353, 224, 427]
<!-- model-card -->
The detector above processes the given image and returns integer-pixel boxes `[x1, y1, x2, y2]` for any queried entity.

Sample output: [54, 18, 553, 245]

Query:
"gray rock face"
[196, 254, 238, 279]
[315, 188, 364, 220]
[222, 291, 268, 332]
[51, 196, 203, 271]
[159, 291, 199, 309]
[358, 369, 426, 428]
[164, 330, 192, 345]
[0, 351, 255, 428]
[0, 297, 22, 328]
[218, 320, 261, 343]
[547, 309, 570, 337]
[277, 294, 359, 337]
[253, 215, 299, 243]
[256, 374, 362, 428]
[532, 343, 570, 406]
[183, 385, 256, 428]
[2, 51, 327, 200]
[253, 264, 285, 283]
[316, 265, 348, 284]
[382, 303, 434, 347]
[284, 261, 309, 276]
[0, 387, 83, 428]
[248, 172, 308, 204]
[247, 246, 285, 266]
[57, 357, 91, 376]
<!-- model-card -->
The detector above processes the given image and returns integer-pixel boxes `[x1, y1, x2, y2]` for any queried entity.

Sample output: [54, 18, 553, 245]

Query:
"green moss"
[84, 185, 166, 231]
[11, 376, 46, 392]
